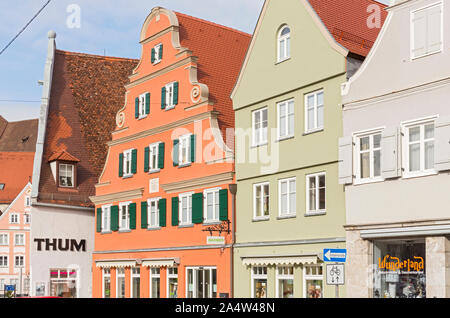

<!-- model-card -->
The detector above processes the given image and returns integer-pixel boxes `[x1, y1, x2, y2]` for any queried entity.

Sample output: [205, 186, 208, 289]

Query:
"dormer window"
[151, 44, 163, 64]
[59, 164, 74, 188]
[48, 151, 80, 189]
[277, 25, 291, 62]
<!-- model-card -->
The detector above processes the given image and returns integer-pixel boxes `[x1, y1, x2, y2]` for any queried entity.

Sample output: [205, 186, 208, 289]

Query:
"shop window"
[103, 268, 111, 298]
[167, 267, 178, 298]
[131, 267, 140, 298]
[116, 268, 125, 298]
[49, 269, 77, 298]
[186, 267, 217, 298]
[252, 266, 267, 298]
[373, 240, 426, 298]
[304, 265, 323, 298]
[150, 268, 160, 298]
[276, 266, 294, 298]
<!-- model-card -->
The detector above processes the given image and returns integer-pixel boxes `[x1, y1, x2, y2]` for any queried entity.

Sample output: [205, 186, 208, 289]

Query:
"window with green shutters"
[111, 205, 119, 232]
[176, 134, 195, 167]
[152, 44, 162, 64]
[145, 142, 165, 173]
[144, 147, 150, 173]
[141, 201, 148, 229]
[96, 208, 102, 233]
[219, 189, 229, 221]
[120, 149, 136, 178]
[158, 142, 165, 169]
[171, 197, 179, 226]
[145, 92, 150, 115]
[192, 193, 203, 224]
[159, 198, 166, 227]
[173, 139, 179, 167]
[162, 82, 178, 110]
[129, 203, 137, 230]
[161, 86, 166, 109]
[131, 149, 137, 174]
[190, 134, 196, 163]
[135, 97, 139, 119]
[119, 153, 124, 177]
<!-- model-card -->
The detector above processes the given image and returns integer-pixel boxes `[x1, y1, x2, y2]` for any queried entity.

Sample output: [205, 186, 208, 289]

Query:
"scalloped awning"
[95, 260, 136, 268]
[142, 258, 179, 268]
[242, 255, 319, 266]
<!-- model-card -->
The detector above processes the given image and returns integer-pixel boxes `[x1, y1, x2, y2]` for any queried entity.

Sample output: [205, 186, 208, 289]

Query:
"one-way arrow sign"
[323, 248, 346, 262]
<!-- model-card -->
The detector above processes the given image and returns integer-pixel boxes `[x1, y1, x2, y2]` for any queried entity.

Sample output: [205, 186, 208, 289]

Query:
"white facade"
[341, 0, 450, 298]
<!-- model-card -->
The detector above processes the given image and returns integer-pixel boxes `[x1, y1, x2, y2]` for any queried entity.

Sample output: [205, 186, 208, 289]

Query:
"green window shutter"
[159, 198, 167, 227]
[159, 44, 163, 60]
[135, 97, 139, 119]
[131, 149, 137, 174]
[111, 206, 119, 232]
[173, 139, 179, 167]
[219, 189, 229, 221]
[129, 203, 137, 230]
[171, 197, 179, 226]
[151, 47, 155, 63]
[119, 153, 124, 177]
[144, 147, 150, 173]
[173, 82, 179, 106]
[190, 134, 196, 163]
[158, 142, 165, 169]
[141, 201, 148, 229]
[96, 208, 102, 233]
[145, 93, 150, 115]
[192, 193, 203, 224]
[161, 87, 166, 109]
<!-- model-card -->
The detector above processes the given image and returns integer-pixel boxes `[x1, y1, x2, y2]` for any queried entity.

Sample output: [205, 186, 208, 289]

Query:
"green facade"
[232, 0, 349, 298]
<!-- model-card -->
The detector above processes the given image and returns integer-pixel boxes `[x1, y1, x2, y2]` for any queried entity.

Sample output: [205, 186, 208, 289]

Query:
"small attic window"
[21, 136, 30, 143]
[48, 151, 80, 189]
[0, 184, 4, 190]
[59, 164, 74, 188]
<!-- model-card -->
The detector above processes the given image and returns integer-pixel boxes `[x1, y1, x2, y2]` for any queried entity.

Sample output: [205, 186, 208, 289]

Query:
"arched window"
[278, 25, 291, 62]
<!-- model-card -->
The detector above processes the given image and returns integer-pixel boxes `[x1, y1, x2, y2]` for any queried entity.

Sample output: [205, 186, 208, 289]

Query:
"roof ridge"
[174, 11, 252, 38]
[56, 49, 138, 62]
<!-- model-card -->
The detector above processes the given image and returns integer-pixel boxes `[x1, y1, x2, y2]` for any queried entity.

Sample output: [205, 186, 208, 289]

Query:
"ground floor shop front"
[93, 247, 231, 298]
[346, 225, 450, 298]
[233, 241, 346, 298]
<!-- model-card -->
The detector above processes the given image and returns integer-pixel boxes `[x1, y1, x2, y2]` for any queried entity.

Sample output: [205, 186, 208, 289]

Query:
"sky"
[0, 0, 389, 122]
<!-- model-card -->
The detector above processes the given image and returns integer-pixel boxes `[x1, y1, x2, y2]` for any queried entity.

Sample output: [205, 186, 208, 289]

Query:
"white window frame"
[138, 93, 148, 119]
[0, 233, 9, 246]
[276, 265, 294, 298]
[166, 267, 178, 298]
[0, 256, 8, 268]
[251, 266, 268, 298]
[165, 82, 176, 110]
[278, 177, 296, 217]
[116, 268, 126, 298]
[304, 90, 324, 134]
[203, 188, 221, 223]
[148, 142, 160, 172]
[303, 265, 323, 298]
[147, 198, 161, 229]
[24, 214, 31, 225]
[277, 99, 295, 140]
[14, 233, 25, 246]
[14, 255, 24, 268]
[277, 25, 291, 63]
[353, 128, 385, 185]
[102, 268, 111, 298]
[123, 149, 133, 177]
[58, 163, 74, 188]
[178, 134, 192, 167]
[9, 213, 19, 224]
[410, 2, 444, 60]
[25, 196, 31, 207]
[185, 266, 217, 298]
[306, 172, 326, 216]
[130, 267, 140, 298]
[149, 267, 161, 298]
[119, 201, 131, 231]
[179, 192, 193, 226]
[153, 43, 163, 64]
[253, 182, 270, 220]
[101, 205, 111, 233]
[252, 107, 268, 147]
[401, 116, 437, 179]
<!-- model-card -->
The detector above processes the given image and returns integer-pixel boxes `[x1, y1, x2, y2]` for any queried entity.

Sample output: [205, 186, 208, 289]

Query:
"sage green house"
[231, 0, 386, 298]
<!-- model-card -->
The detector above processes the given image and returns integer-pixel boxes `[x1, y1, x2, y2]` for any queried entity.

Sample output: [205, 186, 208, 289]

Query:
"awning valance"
[96, 260, 136, 268]
[242, 255, 319, 266]
[142, 258, 179, 268]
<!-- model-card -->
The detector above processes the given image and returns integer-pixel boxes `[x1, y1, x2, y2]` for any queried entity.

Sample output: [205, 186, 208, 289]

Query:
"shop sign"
[34, 238, 86, 252]
[378, 255, 424, 274]
[206, 236, 225, 245]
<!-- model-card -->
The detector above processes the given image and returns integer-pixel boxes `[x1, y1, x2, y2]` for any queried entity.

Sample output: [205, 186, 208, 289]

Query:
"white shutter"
[412, 10, 427, 58]
[338, 136, 353, 185]
[427, 4, 442, 53]
[381, 127, 401, 179]
[435, 116, 450, 172]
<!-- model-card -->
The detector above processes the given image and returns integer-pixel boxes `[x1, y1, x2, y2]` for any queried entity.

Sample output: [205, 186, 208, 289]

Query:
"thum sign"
[34, 238, 86, 252]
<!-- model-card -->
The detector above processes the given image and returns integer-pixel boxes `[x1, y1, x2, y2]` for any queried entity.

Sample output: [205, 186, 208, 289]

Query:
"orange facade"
[92, 8, 250, 298]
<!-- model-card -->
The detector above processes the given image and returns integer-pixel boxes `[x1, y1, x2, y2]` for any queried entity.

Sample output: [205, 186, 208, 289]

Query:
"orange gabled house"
[91, 7, 251, 298]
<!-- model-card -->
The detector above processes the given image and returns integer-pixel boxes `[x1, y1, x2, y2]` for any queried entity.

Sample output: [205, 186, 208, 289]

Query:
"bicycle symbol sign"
[326, 264, 345, 285]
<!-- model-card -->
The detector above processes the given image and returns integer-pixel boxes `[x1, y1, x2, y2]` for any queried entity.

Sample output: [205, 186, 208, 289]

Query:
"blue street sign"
[5, 285, 15, 292]
[323, 248, 347, 262]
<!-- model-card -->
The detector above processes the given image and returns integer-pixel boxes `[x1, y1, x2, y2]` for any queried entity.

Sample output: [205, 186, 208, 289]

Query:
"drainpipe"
[228, 183, 237, 298]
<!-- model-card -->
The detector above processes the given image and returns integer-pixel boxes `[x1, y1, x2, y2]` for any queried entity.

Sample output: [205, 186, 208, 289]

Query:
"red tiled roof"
[37, 50, 138, 207]
[0, 116, 38, 152]
[0, 152, 34, 204]
[48, 150, 80, 163]
[175, 12, 252, 136]
[309, 0, 388, 56]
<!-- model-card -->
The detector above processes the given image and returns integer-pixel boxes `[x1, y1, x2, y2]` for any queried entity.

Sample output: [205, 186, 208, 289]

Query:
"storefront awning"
[95, 260, 137, 268]
[241, 255, 319, 266]
[142, 258, 180, 268]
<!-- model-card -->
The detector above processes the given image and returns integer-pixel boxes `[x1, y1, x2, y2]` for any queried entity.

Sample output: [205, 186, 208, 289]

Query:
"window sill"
[402, 170, 438, 180]
[118, 229, 131, 233]
[251, 142, 268, 149]
[252, 217, 270, 222]
[203, 221, 221, 226]
[137, 115, 148, 120]
[122, 174, 133, 179]
[148, 169, 161, 174]
[276, 135, 295, 143]
[147, 226, 161, 231]
[178, 224, 194, 228]
[303, 128, 324, 136]
[353, 178, 385, 186]
[305, 211, 326, 217]
[275, 57, 291, 65]
[165, 105, 175, 111]
[277, 214, 296, 220]
[411, 49, 442, 61]
[101, 231, 112, 235]
[178, 163, 192, 168]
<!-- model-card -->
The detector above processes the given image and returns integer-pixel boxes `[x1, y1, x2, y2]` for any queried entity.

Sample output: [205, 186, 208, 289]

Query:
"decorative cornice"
[139, 25, 179, 45]
[161, 172, 234, 194]
[89, 187, 144, 205]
